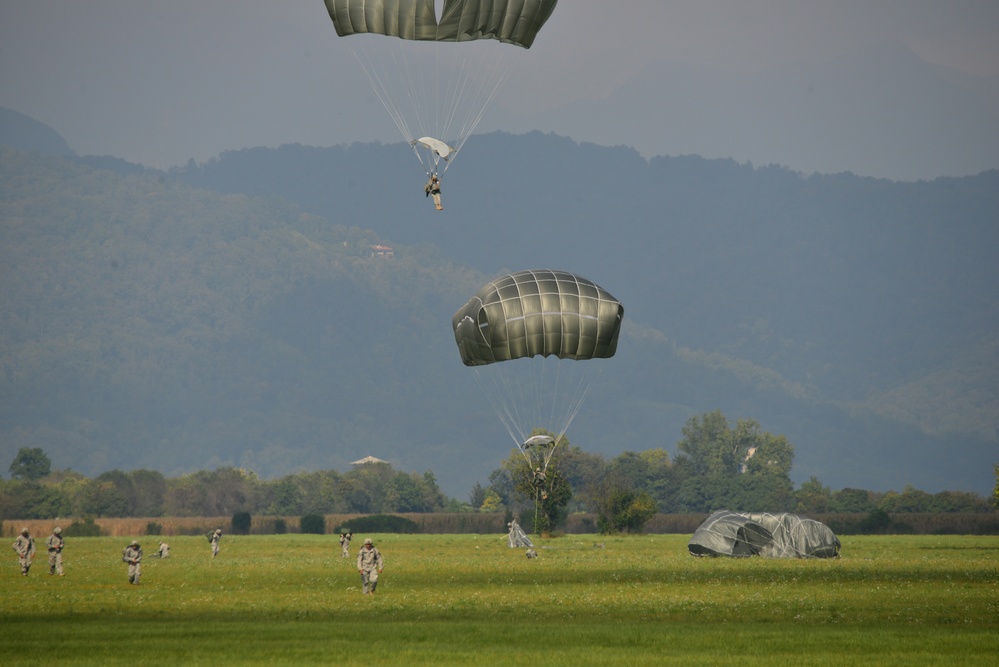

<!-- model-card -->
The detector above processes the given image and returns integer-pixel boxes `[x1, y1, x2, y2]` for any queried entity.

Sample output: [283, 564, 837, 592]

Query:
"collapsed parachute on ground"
[506, 519, 534, 548]
[688, 510, 841, 559]
[324, 0, 558, 178]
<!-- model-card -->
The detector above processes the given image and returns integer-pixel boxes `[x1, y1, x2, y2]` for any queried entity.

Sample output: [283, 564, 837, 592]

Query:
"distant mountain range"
[1, 108, 996, 497]
[494, 40, 999, 181]
[0, 107, 75, 157]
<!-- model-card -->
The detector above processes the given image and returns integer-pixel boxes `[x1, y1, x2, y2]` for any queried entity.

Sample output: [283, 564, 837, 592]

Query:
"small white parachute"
[412, 136, 455, 176]
[523, 435, 555, 449]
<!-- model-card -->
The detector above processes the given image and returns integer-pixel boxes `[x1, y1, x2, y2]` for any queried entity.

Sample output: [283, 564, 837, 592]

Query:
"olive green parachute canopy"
[452, 269, 624, 367]
[324, 0, 558, 49]
[688, 511, 842, 559]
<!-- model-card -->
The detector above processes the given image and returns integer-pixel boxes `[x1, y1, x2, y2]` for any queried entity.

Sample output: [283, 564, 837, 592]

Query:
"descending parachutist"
[424, 173, 443, 210]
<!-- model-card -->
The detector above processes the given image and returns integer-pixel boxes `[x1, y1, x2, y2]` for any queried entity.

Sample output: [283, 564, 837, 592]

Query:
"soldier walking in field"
[339, 531, 352, 558]
[210, 529, 222, 558]
[356, 538, 384, 596]
[122, 540, 142, 584]
[12, 528, 36, 576]
[46, 527, 64, 576]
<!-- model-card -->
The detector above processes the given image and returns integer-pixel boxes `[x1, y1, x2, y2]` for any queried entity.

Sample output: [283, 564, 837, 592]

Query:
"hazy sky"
[2, 1, 998, 177]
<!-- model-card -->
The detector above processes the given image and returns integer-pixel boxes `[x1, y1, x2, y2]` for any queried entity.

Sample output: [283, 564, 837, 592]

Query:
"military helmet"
[130, 540, 139, 547]
[21, 527, 29, 535]
[53, 527, 62, 534]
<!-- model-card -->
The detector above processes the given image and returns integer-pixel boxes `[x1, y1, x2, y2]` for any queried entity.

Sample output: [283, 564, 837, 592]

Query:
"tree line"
[4, 412, 995, 531]
[480, 411, 995, 534]
[1, 447, 455, 519]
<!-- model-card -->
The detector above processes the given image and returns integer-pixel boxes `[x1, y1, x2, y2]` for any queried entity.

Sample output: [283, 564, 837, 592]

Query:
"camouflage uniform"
[122, 541, 142, 584]
[424, 176, 443, 210]
[46, 528, 64, 575]
[158, 542, 170, 558]
[339, 532, 352, 558]
[12, 529, 35, 576]
[356, 538, 384, 595]
[210, 529, 222, 558]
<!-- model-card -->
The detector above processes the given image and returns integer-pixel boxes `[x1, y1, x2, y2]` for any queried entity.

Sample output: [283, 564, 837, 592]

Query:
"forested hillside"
[178, 134, 999, 409]
[176, 134, 999, 450]
[0, 147, 487, 488]
[2, 140, 997, 496]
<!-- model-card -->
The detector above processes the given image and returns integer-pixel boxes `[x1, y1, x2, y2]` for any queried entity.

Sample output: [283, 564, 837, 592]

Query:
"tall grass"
[2, 534, 996, 665]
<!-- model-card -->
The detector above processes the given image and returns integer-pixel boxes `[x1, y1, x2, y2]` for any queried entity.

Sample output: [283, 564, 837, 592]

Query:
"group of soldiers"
[11, 526, 63, 577]
[12, 526, 385, 594]
[11, 527, 200, 584]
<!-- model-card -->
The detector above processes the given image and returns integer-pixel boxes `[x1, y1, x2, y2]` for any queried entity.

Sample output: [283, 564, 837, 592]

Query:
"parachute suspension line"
[471, 366, 530, 453]
[534, 487, 541, 535]
[471, 360, 555, 457]
[527, 356, 601, 452]
[451, 57, 509, 158]
[352, 44, 440, 177]
[472, 358, 603, 474]
[349, 36, 515, 179]
[350, 48, 415, 146]
[445, 51, 511, 174]
[411, 143, 432, 178]
[550, 360, 604, 447]
[393, 44, 440, 175]
[440, 44, 477, 146]
[433, 44, 512, 178]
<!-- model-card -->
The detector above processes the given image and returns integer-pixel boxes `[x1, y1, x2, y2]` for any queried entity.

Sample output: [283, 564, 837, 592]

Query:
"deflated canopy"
[325, 0, 558, 49]
[452, 269, 624, 367]
[688, 511, 773, 558]
[689, 510, 842, 559]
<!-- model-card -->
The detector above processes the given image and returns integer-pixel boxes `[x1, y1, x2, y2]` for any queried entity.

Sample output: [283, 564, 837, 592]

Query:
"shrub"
[231, 511, 252, 535]
[145, 522, 163, 536]
[597, 489, 657, 534]
[346, 514, 419, 533]
[858, 509, 891, 534]
[300, 513, 326, 535]
[273, 518, 287, 534]
[63, 518, 102, 537]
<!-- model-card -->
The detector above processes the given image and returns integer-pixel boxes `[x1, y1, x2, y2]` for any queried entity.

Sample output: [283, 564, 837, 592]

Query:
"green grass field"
[2, 533, 996, 665]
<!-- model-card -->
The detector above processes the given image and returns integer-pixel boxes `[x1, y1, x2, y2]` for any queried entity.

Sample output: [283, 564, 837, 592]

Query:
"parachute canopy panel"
[689, 510, 841, 559]
[452, 269, 624, 367]
[325, 0, 559, 48]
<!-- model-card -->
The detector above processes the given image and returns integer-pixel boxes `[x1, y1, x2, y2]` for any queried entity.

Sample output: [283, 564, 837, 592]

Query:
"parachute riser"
[411, 137, 455, 178]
